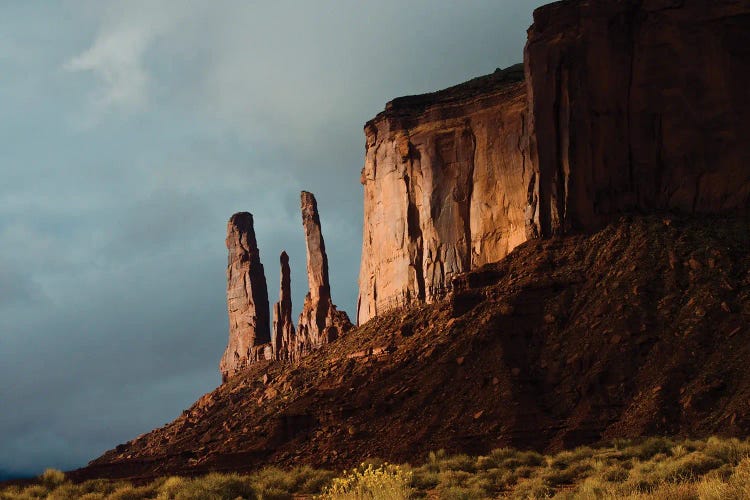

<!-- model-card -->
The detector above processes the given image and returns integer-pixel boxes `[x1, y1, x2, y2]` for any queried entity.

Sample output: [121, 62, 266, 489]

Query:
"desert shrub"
[47, 483, 89, 499]
[512, 475, 552, 498]
[539, 465, 577, 488]
[697, 457, 750, 500]
[479, 467, 515, 491]
[409, 469, 439, 490]
[251, 466, 296, 497]
[291, 465, 335, 494]
[440, 454, 476, 473]
[77, 493, 107, 500]
[79, 478, 123, 495]
[663, 453, 723, 481]
[108, 484, 158, 500]
[514, 450, 545, 468]
[627, 437, 675, 460]
[567, 476, 620, 499]
[704, 436, 750, 465]
[513, 465, 535, 479]
[16, 484, 49, 499]
[173, 472, 256, 500]
[156, 476, 186, 498]
[641, 481, 699, 500]
[320, 463, 413, 500]
[435, 470, 471, 489]
[671, 444, 688, 459]
[601, 464, 629, 482]
[476, 450, 509, 471]
[435, 485, 485, 499]
[422, 450, 447, 474]
[6, 437, 750, 500]
[39, 468, 66, 489]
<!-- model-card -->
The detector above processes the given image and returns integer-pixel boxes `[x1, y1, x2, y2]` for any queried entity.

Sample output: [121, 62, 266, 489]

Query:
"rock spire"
[220, 212, 272, 382]
[272, 251, 296, 361]
[297, 191, 352, 354]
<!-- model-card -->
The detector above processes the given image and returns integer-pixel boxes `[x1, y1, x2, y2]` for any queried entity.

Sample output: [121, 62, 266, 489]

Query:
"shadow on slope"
[72, 214, 750, 481]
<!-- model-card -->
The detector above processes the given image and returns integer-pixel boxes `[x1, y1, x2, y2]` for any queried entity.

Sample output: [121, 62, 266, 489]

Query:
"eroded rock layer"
[357, 65, 532, 324]
[220, 213, 272, 382]
[525, 0, 750, 236]
[359, 0, 750, 324]
[297, 192, 352, 353]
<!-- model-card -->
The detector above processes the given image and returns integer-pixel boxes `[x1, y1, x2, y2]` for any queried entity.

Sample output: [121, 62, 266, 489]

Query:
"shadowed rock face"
[220, 213, 272, 382]
[358, 0, 750, 325]
[357, 65, 533, 324]
[272, 251, 296, 361]
[297, 191, 352, 352]
[525, 0, 750, 236]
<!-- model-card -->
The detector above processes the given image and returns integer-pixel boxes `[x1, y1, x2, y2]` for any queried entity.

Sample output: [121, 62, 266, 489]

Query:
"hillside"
[71, 214, 750, 481]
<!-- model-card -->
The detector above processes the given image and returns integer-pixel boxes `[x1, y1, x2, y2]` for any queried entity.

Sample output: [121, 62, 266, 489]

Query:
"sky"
[0, 0, 547, 477]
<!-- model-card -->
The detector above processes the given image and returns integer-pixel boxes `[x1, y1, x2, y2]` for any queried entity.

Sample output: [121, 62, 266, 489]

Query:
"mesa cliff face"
[359, 0, 750, 324]
[357, 65, 533, 324]
[525, 0, 750, 236]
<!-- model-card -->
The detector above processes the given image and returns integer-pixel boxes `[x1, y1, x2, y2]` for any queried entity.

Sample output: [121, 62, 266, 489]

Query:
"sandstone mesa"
[74, 0, 750, 481]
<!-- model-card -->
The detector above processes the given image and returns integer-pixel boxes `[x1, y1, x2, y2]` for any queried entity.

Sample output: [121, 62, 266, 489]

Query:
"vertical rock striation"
[358, 0, 750, 325]
[357, 65, 532, 324]
[525, 0, 750, 236]
[272, 251, 296, 361]
[220, 212, 272, 382]
[297, 191, 352, 353]
[357, 1, 750, 325]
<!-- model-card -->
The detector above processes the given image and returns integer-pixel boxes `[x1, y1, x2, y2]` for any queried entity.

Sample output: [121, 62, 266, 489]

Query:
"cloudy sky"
[0, 0, 546, 477]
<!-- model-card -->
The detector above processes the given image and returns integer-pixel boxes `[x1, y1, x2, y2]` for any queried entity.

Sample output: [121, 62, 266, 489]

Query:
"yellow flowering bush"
[318, 462, 414, 499]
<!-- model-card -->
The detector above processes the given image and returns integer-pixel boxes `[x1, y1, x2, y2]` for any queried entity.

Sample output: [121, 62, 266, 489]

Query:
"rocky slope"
[358, 0, 750, 322]
[73, 215, 750, 481]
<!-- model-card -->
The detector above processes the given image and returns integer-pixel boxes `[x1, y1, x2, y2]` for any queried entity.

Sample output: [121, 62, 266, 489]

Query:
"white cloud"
[65, 24, 153, 113]
[61, 1, 195, 118]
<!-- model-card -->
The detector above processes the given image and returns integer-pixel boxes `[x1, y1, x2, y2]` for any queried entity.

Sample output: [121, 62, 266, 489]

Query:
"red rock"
[525, 0, 750, 236]
[272, 251, 296, 361]
[220, 213, 271, 382]
[357, 0, 750, 325]
[297, 192, 353, 354]
[357, 65, 532, 324]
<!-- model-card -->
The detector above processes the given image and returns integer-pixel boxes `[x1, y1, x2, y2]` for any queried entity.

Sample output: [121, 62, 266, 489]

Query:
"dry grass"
[3, 436, 750, 499]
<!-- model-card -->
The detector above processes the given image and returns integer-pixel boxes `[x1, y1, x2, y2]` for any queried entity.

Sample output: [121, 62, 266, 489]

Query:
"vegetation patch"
[4, 436, 750, 498]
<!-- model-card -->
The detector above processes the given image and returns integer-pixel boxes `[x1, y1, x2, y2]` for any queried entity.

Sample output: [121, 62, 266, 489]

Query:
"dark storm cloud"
[0, 0, 548, 476]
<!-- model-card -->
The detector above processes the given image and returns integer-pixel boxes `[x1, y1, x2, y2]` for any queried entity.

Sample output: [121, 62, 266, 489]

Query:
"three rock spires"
[219, 191, 352, 382]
